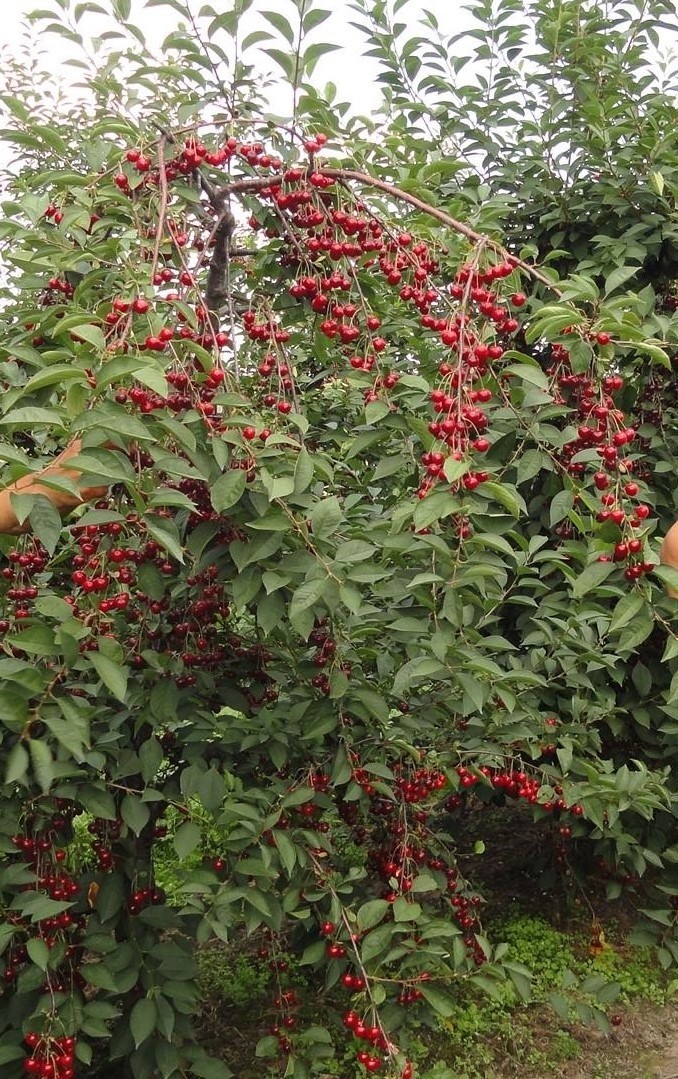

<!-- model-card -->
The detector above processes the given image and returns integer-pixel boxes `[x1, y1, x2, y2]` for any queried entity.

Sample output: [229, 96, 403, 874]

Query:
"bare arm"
[0, 440, 109, 536]
[660, 521, 678, 597]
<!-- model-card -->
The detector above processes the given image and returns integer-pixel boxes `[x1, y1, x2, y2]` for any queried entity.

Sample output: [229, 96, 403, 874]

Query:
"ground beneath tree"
[520, 1001, 678, 1079]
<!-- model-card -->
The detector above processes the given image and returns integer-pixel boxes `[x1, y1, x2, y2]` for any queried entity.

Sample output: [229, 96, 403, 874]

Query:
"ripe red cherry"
[596, 332, 611, 345]
[320, 921, 335, 936]
[510, 292, 527, 307]
[242, 426, 257, 440]
[593, 472, 609, 490]
[326, 942, 346, 959]
[132, 297, 150, 314]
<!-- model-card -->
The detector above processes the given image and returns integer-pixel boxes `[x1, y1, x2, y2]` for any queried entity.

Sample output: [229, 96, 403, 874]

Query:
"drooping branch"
[214, 168, 562, 294]
[322, 168, 562, 294]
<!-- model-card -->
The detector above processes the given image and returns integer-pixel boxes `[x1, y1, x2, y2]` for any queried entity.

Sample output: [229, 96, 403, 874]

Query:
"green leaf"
[5, 742, 29, 785]
[481, 482, 526, 517]
[413, 490, 460, 530]
[262, 46, 296, 78]
[392, 656, 445, 697]
[89, 652, 129, 703]
[572, 561, 615, 597]
[22, 365, 87, 393]
[121, 795, 151, 836]
[419, 985, 456, 1017]
[29, 496, 63, 555]
[361, 923, 394, 963]
[549, 489, 574, 527]
[293, 447, 314, 494]
[392, 897, 421, 922]
[144, 517, 185, 564]
[609, 592, 646, 634]
[261, 9, 295, 42]
[80, 785, 117, 819]
[632, 339, 671, 368]
[357, 899, 389, 932]
[27, 937, 50, 971]
[302, 8, 331, 31]
[274, 830, 296, 876]
[198, 768, 224, 813]
[130, 998, 157, 1048]
[29, 738, 54, 793]
[289, 577, 327, 625]
[364, 399, 390, 424]
[45, 709, 90, 759]
[0, 407, 66, 429]
[211, 469, 247, 513]
[174, 821, 201, 860]
[61, 323, 106, 350]
[311, 497, 342, 540]
[255, 1035, 280, 1059]
[603, 265, 637, 295]
[504, 362, 550, 391]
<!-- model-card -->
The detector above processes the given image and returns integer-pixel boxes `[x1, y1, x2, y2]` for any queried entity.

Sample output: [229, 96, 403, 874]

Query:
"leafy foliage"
[0, 1, 677, 1077]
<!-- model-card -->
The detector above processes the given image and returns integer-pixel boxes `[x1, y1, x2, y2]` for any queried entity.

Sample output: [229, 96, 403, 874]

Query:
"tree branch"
[217, 168, 562, 294]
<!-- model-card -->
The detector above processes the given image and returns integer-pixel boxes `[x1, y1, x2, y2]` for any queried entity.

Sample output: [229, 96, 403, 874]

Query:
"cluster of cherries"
[307, 620, 351, 696]
[267, 987, 303, 1056]
[22, 1032, 78, 1079]
[5, 803, 84, 1002]
[1, 496, 279, 708]
[87, 816, 121, 872]
[414, 264, 526, 501]
[547, 345, 654, 576]
[115, 135, 285, 193]
[127, 885, 166, 916]
[240, 153, 512, 428]
[453, 764, 584, 822]
[0, 539, 48, 630]
[341, 1009, 390, 1073]
[341, 760, 488, 966]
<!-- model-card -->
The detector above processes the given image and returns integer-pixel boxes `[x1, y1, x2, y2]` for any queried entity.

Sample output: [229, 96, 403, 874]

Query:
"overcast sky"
[1, 0, 470, 116]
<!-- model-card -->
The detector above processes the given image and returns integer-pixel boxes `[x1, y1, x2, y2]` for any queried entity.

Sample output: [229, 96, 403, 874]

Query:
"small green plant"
[198, 946, 271, 1010]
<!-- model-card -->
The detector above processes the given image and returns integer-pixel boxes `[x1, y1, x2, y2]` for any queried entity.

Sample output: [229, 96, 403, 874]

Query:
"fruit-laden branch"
[218, 168, 561, 293]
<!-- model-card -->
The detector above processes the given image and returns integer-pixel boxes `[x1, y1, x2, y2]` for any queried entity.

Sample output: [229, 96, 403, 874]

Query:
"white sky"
[0, 0, 470, 116]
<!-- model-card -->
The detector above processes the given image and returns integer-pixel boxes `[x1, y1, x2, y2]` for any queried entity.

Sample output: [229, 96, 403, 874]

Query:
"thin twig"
[150, 136, 169, 282]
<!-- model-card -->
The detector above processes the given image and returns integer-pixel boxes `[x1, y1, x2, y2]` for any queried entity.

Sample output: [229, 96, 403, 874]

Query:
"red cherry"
[326, 942, 346, 959]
